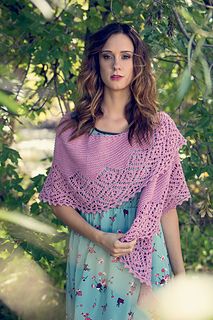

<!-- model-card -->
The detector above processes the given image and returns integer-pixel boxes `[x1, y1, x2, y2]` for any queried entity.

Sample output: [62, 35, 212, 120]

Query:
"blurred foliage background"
[0, 0, 212, 319]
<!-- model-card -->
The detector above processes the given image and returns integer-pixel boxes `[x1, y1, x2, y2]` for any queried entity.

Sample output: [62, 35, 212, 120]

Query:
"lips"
[110, 75, 123, 80]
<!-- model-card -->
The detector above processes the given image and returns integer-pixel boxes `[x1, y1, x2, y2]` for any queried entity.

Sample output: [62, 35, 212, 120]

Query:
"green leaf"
[177, 68, 191, 101]
[0, 91, 25, 115]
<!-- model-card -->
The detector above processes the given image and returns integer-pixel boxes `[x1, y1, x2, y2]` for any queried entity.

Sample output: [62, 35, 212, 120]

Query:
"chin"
[111, 85, 130, 91]
[106, 83, 130, 91]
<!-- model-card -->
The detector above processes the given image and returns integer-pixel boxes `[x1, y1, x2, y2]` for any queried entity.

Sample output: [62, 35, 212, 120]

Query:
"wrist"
[93, 229, 105, 245]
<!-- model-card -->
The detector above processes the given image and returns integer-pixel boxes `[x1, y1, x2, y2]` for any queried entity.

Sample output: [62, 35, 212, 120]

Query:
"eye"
[102, 54, 113, 60]
[121, 54, 132, 60]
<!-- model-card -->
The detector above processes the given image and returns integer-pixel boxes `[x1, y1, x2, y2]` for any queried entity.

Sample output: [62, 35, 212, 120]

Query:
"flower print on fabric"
[128, 311, 135, 320]
[117, 297, 125, 307]
[81, 313, 92, 320]
[154, 268, 171, 286]
[66, 201, 172, 319]
[65, 128, 173, 320]
[88, 245, 96, 254]
[126, 281, 137, 296]
[123, 209, 129, 217]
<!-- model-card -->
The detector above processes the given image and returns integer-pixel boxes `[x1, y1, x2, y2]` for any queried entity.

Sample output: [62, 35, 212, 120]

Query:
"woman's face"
[99, 33, 134, 92]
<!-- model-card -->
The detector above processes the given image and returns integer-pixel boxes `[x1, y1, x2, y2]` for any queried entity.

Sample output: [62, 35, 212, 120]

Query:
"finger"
[111, 252, 133, 258]
[117, 238, 137, 245]
[114, 240, 136, 249]
[114, 245, 135, 252]
[111, 248, 135, 256]
[116, 234, 136, 243]
[115, 233, 125, 240]
[116, 237, 137, 244]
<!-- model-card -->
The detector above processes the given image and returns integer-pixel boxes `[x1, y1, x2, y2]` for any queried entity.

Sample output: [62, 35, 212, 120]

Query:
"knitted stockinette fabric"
[39, 111, 191, 286]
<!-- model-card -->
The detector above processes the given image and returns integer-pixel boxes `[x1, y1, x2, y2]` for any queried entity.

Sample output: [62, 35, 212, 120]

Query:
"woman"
[39, 23, 190, 319]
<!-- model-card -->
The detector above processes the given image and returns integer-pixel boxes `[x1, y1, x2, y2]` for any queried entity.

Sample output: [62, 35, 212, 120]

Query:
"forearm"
[161, 208, 185, 275]
[51, 205, 103, 245]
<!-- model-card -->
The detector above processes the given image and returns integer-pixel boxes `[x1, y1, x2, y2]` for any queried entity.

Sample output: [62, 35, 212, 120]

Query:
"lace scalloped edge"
[39, 181, 143, 213]
[39, 160, 166, 214]
[119, 259, 152, 287]
[38, 196, 80, 210]
[162, 194, 191, 215]
[39, 192, 191, 217]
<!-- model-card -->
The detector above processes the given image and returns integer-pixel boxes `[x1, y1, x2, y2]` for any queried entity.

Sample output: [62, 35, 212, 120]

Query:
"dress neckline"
[93, 127, 121, 135]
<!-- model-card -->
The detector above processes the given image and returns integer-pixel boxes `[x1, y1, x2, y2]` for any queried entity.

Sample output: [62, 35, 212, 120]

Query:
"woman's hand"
[98, 232, 136, 257]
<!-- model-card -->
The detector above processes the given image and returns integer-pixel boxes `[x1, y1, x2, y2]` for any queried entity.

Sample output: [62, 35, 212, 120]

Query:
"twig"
[0, 106, 23, 124]
[52, 59, 64, 115]
[206, 142, 213, 164]
[29, 82, 53, 110]
[173, 9, 196, 48]
[61, 95, 71, 113]
[192, 0, 213, 9]
[29, 97, 49, 111]
[28, 76, 54, 101]
[155, 57, 183, 67]
[173, 8, 213, 48]
[40, 63, 49, 86]
[155, 54, 187, 60]
[54, 77, 64, 115]
[15, 54, 32, 100]
[53, 0, 72, 22]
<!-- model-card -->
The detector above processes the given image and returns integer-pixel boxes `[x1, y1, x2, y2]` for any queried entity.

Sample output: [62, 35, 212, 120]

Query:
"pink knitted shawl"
[39, 111, 190, 286]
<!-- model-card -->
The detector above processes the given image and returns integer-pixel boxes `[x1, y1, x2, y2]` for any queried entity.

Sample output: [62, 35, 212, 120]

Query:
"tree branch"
[173, 8, 213, 48]
[172, 9, 196, 49]
[15, 54, 32, 100]
[154, 57, 183, 67]
[27, 76, 54, 101]
[29, 97, 49, 111]
[52, 59, 64, 115]
[192, 0, 213, 9]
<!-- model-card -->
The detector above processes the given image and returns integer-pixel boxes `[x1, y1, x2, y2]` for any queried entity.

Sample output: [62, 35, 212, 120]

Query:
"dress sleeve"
[162, 151, 191, 214]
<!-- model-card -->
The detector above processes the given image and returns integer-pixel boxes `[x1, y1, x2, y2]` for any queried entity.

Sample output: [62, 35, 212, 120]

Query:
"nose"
[113, 57, 121, 70]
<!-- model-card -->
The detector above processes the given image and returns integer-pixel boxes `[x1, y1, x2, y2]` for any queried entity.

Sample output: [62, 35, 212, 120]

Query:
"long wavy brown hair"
[59, 22, 160, 145]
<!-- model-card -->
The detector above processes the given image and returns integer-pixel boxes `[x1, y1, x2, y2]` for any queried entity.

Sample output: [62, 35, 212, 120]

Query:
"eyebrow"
[100, 50, 134, 53]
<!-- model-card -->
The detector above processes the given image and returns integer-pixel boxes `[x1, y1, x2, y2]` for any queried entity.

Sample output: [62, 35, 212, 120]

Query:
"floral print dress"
[66, 128, 172, 320]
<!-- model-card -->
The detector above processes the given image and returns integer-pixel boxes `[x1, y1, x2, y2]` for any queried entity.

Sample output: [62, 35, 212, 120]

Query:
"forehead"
[101, 33, 134, 52]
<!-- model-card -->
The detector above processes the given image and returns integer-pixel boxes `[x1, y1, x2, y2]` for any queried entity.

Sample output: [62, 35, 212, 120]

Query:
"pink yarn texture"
[39, 111, 191, 286]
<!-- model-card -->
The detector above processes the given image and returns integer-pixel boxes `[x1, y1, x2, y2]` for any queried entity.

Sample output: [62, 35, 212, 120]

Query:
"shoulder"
[56, 111, 77, 135]
[157, 111, 177, 129]
[58, 110, 79, 124]
[155, 111, 179, 134]
[155, 111, 186, 149]
[58, 111, 72, 123]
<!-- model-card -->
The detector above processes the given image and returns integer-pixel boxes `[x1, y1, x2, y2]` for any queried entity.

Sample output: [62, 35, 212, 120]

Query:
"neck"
[101, 87, 131, 120]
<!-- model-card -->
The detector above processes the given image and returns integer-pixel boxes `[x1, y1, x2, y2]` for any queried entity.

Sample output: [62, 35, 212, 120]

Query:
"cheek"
[126, 62, 134, 77]
[99, 63, 111, 80]
[99, 68, 106, 81]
